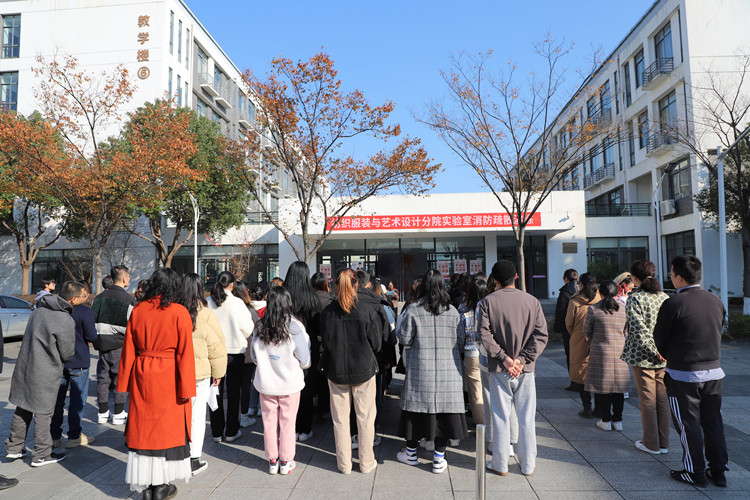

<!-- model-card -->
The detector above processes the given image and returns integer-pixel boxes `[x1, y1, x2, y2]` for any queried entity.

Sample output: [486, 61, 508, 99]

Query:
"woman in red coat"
[117, 268, 196, 499]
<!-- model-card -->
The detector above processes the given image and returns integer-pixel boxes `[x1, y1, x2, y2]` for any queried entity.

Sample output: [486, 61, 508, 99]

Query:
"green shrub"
[727, 313, 750, 338]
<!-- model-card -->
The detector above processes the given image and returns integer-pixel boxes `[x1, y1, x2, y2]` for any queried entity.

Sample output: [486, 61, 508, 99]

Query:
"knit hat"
[613, 272, 631, 286]
[491, 260, 517, 284]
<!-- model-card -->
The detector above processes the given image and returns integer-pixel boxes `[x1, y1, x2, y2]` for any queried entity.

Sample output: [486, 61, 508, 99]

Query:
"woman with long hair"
[206, 271, 256, 443]
[565, 272, 601, 418]
[116, 268, 195, 498]
[621, 260, 670, 454]
[181, 273, 227, 476]
[232, 281, 260, 427]
[396, 269, 467, 474]
[284, 261, 323, 442]
[319, 268, 381, 474]
[583, 281, 630, 431]
[251, 286, 311, 476]
[459, 279, 487, 426]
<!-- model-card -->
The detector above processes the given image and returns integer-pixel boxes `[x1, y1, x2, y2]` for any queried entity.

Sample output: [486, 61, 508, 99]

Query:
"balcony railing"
[647, 130, 676, 155]
[585, 203, 652, 217]
[642, 57, 674, 88]
[583, 163, 615, 189]
[245, 211, 278, 225]
[197, 73, 219, 97]
[589, 107, 612, 127]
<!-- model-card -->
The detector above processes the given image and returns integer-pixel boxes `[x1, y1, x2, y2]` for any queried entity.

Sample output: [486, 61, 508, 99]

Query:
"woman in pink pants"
[250, 287, 311, 475]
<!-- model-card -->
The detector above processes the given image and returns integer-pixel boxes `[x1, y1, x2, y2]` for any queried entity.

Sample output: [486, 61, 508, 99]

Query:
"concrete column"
[484, 233, 498, 274]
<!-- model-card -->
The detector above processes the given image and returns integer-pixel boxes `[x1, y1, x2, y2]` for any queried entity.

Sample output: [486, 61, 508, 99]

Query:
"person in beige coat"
[182, 273, 227, 476]
[565, 273, 601, 418]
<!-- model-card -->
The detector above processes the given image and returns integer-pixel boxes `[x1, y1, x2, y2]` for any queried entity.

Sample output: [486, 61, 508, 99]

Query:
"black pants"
[579, 389, 592, 408]
[296, 369, 316, 435]
[210, 354, 244, 438]
[407, 438, 446, 453]
[240, 363, 255, 415]
[594, 393, 624, 422]
[562, 330, 571, 370]
[665, 374, 728, 475]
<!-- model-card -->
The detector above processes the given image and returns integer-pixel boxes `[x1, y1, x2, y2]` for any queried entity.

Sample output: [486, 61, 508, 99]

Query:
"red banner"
[326, 212, 541, 231]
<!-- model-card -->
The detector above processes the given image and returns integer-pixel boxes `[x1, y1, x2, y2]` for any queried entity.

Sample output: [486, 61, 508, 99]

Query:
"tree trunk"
[92, 245, 104, 294]
[743, 223, 750, 315]
[21, 263, 31, 295]
[516, 225, 527, 292]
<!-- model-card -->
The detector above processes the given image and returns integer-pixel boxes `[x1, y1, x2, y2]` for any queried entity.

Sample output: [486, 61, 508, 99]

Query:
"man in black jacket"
[654, 255, 728, 488]
[553, 269, 578, 391]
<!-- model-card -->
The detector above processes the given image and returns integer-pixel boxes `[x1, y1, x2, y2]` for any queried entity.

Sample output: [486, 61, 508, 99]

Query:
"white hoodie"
[207, 291, 255, 355]
[251, 316, 311, 396]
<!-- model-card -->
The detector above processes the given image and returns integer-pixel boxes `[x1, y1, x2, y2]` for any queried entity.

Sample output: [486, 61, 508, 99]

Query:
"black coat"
[554, 281, 578, 334]
[319, 300, 381, 385]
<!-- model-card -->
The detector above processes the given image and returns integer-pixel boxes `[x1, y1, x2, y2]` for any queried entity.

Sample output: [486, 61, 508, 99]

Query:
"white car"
[0, 295, 34, 338]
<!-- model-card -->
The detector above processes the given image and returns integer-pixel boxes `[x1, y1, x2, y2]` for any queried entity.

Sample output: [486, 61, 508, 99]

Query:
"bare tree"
[423, 39, 602, 290]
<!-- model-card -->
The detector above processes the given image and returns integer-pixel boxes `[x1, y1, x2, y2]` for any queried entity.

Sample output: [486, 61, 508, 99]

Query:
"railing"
[589, 107, 612, 127]
[585, 203, 651, 217]
[642, 57, 674, 87]
[245, 211, 278, 225]
[647, 131, 676, 153]
[197, 73, 219, 97]
[583, 163, 615, 189]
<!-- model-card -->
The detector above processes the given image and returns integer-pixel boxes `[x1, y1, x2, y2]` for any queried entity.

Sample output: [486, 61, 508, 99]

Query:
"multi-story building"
[532, 0, 749, 297]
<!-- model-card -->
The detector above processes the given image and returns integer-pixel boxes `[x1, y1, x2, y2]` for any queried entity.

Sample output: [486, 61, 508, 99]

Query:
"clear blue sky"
[185, 0, 656, 193]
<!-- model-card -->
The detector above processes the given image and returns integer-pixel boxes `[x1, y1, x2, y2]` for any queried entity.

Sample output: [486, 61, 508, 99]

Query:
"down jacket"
[193, 305, 227, 381]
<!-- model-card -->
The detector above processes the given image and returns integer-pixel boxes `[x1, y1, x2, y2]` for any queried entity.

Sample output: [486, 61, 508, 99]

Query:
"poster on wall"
[320, 264, 332, 281]
[453, 259, 467, 274]
[470, 260, 483, 275]
[437, 261, 450, 276]
[351, 261, 364, 272]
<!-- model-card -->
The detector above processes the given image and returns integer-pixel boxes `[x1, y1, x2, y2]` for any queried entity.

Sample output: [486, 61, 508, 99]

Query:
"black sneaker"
[0, 475, 18, 490]
[191, 457, 208, 476]
[31, 452, 66, 467]
[670, 469, 708, 487]
[706, 468, 727, 487]
[151, 483, 177, 500]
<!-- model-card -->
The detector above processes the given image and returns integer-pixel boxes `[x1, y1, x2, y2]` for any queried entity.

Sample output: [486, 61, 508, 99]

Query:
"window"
[0, 71, 18, 111]
[638, 111, 648, 149]
[177, 74, 182, 106]
[196, 99, 207, 117]
[169, 11, 174, 55]
[211, 110, 221, 125]
[614, 71, 620, 114]
[658, 90, 677, 136]
[628, 121, 635, 166]
[2, 14, 20, 59]
[177, 20, 182, 63]
[589, 147, 599, 174]
[617, 129, 623, 171]
[603, 137, 614, 168]
[168, 67, 172, 99]
[197, 47, 207, 76]
[185, 82, 189, 107]
[623, 62, 632, 107]
[214, 67, 222, 90]
[185, 29, 190, 69]
[655, 22, 673, 62]
[600, 81, 611, 114]
[248, 98, 256, 124]
[634, 50, 645, 88]
[587, 95, 597, 119]
[239, 94, 246, 115]
[587, 236, 649, 276]
[664, 230, 695, 274]
[668, 161, 691, 200]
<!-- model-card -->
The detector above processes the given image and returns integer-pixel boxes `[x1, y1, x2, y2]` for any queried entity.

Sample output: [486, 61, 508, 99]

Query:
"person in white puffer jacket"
[251, 286, 311, 476]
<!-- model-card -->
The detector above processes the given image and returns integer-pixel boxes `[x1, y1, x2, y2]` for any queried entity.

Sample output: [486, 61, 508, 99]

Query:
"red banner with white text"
[326, 212, 541, 231]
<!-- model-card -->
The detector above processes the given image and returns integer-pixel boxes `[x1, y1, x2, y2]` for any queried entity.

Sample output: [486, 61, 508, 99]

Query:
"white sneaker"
[659, 448, 669, 454]
[279, 460, 296, 475]
[509, 444, 516, 457]
[213, 435, 222, 443]
[634, 440, 661, 455]
[240, 414, 257, 428]
[97, 411, 110, 424]
[595, 419, 612, 431]
[269, 460, 279, 475]
[432, 457, 448, 474]
[612, 421, 623, 432]
[225, 431, 242, 443]
[297, 431, 313, 442]
[396, 449, 418, 466]
[418, 438, 435, 451]
[351, 435, 359, 449]
[112, 411, 128, 425]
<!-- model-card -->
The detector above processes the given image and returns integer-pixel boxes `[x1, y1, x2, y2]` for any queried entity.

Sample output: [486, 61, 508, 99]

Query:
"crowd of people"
[0, 253, 730, 496]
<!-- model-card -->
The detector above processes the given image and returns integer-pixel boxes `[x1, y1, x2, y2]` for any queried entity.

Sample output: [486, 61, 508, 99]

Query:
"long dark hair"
[579, 272, 598, 301]
[182, 272, 207, 329]
[599, 280, 620, 314]
[141, 268, 183, 309]
[284, 261, 319, 321]
[257, 286, 293, 346]
[406, 277, 422, 306]
[232, 281, 252, 307]
[466, 279, 488, 312]
[419, 269, 451, 315]
[210, 271, 235, 307]
[311, 272, 329, 293]
[251, 283, 267, 301]
[630, 260, 662, 294]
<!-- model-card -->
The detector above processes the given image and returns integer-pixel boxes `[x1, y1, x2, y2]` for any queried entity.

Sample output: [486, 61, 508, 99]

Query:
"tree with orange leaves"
[424, 40, 604, 291]
[0, 112, 70, 294]
[237, 51, 440, 264]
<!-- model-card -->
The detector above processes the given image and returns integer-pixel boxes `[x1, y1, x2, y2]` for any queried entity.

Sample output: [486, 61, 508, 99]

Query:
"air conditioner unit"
[660, 199, 676, 216]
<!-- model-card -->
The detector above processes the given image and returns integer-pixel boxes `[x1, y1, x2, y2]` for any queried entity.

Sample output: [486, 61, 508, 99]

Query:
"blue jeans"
[51, 368, 90, 440]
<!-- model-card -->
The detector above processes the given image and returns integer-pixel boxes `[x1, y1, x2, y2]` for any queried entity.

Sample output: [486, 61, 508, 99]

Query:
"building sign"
[326, 212, 541, 231]
[136, 14, 151, 79]
[470, 260, 483, 275]
[454, 259, 467, 274]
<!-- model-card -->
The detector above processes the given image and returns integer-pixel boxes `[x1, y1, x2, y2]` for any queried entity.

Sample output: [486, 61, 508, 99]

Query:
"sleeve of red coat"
[176, 307, 196, 400]
[116, 319, 136, 394]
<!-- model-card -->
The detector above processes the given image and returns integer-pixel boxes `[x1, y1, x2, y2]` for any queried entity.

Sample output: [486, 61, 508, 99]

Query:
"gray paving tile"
[536, 492, 622, 500]
[525, 457, 612, 491]
[208, 487, 292, 500]
[620, 491, 710, 500]
[593, 460, 695, 492]
[569, 439, 661, 462]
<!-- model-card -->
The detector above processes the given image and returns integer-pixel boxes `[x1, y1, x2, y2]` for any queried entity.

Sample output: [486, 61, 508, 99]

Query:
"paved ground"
[1, 339, 749, 499]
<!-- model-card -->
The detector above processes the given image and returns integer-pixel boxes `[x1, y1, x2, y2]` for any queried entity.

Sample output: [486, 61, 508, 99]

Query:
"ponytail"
[579, 272, 598, 301]
[211, 271, 235, 307]
[598, 280, 620, 314]
[335, 268, 358, 314]
[630, 260, 662, 294]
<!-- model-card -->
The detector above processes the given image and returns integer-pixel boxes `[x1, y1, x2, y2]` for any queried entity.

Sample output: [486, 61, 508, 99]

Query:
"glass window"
[185, 82, 189, 107]
[669, 160, 691, 200]
[168, 67, 172, 99]
[628, 121, 635, 166]
[587, 96, 597, 119]
[214, 67, 222, 89]
[0, 71, 18, 112]
[197, 47, 207, 76]
[603, 137, 614, 167]
[196, 99, 207, 117]
[658, 90, 677, 133]
[177, 20, 182, 63]
[177, 74, 182, 106]
[589, 147, 600, 174]
[614, 71, 619, 114]
[664, 231, 695, 280]
[634, 50, 645, 88]
[617, 129, 623, 171]
[587, 236, 649, 279]
[211, 110, 221, 125]
[623, 62, 632, 107]
[638, 111, 648, 149]
[248, 98, 255, 124]
[185, 29, 190, 69]
[600, 81, 611, 114]
[655, 22, 673, 61]
[2, 14, 20, 59]
[169, 11, 174, 55]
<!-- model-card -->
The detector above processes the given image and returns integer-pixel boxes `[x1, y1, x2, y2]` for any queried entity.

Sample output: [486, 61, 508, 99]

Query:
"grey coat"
[9, 295, 76, 414]
[397, 301, 464, 414]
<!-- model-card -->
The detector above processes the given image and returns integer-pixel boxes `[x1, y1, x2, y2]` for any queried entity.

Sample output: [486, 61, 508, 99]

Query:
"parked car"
[0, 295, 34, 338]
